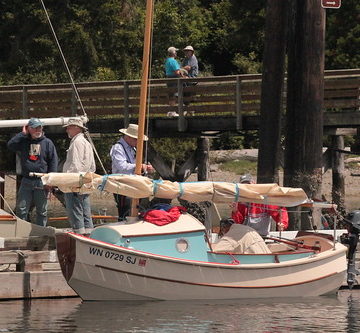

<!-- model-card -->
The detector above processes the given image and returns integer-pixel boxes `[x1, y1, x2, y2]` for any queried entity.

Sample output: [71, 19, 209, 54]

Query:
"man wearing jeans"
[63, 118, 95, 235]
[7, 117, 58, 226]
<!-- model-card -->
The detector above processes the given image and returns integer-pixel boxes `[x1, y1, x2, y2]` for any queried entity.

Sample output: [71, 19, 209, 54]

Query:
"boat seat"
[266, 242, 296, 253]
[212, 224, 271, 254]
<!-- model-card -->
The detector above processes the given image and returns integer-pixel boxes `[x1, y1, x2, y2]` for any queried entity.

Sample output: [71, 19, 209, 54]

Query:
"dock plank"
[0, 271, 77, 299]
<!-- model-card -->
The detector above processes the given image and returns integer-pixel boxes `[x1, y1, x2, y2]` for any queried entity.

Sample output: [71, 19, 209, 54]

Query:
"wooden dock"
[0, 210, 77, 300]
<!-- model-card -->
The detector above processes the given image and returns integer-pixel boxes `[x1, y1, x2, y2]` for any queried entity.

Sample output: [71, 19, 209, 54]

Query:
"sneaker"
[167, 111, 179, 117]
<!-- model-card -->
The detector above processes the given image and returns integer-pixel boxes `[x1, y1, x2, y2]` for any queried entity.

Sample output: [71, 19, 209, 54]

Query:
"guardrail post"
[124, 82, 130, 127]
[21, 87, 28, 118]
[0, 172, 4, 209]
[177, 79, 187, 132]
[71, 89, 77, 116]
[236, 76, 242, 130]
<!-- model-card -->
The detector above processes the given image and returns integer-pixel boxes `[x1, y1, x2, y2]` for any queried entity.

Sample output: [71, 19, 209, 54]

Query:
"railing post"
[124, 81, 130, 128]
[236, 76, 242, 131]
[22, 86, 28, 118]
[177, 79, 187, 132]
[71, 89, 77, 116]
[0, 172, 5, 209]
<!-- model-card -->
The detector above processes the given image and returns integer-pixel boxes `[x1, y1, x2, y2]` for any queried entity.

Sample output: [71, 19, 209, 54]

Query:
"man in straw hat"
[181, 45, 198, 78]
[63, 118, 96, 235]
[7, 117, 58, 226]
[110, 123, 154, 220]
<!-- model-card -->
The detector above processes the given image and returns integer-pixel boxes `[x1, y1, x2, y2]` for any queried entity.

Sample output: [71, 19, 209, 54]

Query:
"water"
[1, 290, 360, 332]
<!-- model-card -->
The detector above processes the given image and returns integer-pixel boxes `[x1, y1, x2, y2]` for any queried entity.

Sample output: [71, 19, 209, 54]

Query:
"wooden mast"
[130, 0, 154, 216]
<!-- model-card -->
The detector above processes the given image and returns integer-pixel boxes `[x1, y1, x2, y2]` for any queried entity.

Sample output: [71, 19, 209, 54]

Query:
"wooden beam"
[0, 271, 77, 299]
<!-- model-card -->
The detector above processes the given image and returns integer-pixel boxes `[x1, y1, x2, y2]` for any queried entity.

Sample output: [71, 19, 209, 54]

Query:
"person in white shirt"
[63, 118, 95, 235]
[110, 124, 154, 220]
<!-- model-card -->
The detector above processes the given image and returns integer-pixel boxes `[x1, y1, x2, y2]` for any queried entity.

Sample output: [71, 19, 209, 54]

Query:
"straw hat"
[119, 124, 148, 141]
[183, 45, 194, 52]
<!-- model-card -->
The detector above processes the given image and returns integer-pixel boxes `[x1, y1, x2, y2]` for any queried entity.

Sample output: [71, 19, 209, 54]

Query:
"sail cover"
[41, 172, 309, 207]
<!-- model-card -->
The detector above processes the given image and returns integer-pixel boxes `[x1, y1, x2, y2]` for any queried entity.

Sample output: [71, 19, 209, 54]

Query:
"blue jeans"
[64, 193, 93, 234]
[16, 177, 48, 226]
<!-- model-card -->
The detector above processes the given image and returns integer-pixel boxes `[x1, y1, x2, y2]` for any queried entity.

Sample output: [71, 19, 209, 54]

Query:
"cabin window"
[175, 238, 189, 253]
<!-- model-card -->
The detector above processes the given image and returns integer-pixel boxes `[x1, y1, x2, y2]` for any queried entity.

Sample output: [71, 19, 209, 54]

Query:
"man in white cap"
[110, 123, 154, 220]
[63, 118, 96, 235]
[7, 117, 58, 226]
[165, 46, 186, 107]
[182, 45, 198, 78]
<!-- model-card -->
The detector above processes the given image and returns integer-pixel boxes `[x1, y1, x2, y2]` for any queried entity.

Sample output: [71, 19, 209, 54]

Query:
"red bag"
[143, 206, 187, 226]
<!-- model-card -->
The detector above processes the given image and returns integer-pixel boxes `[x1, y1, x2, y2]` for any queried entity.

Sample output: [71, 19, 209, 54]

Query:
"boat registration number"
[89, 246, 143, 266]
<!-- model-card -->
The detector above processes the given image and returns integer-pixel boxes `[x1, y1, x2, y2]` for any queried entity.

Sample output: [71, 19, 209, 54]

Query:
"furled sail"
[40, 172, 309, 207]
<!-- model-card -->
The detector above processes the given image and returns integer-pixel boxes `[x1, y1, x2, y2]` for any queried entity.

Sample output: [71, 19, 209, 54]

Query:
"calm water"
[0, 290, 360, 333]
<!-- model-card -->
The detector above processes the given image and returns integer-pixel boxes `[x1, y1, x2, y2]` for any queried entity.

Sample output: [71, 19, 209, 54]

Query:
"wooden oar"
[265, 236, 321, 251]
[48, 215, 118, 221]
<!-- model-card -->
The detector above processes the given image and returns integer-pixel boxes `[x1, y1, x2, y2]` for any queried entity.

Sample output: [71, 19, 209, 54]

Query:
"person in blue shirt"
[110, 124, 154, 220]
[7, 117, 58, 226]
[165, 46, 185, 108]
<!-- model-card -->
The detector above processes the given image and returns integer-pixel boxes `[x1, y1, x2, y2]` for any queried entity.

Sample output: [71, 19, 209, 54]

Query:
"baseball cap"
[27, 118, 43, 128]
[240, 174, 253, 184]
[167, 46, 179, 54]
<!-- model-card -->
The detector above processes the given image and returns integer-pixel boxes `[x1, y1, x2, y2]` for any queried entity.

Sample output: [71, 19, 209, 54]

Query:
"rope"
[0, 192, 17, 218]
[84, 129, 107, 174]
[39, 0, 107, 174]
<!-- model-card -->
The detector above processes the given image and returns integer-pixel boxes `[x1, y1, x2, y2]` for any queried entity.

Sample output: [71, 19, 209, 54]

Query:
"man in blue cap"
[7, 117, 58, 226]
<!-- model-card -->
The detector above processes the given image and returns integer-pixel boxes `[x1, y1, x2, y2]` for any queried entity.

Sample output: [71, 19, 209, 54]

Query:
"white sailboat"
[38, 171, 348, 300]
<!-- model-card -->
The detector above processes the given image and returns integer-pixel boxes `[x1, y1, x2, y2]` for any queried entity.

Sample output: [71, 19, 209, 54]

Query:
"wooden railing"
[0, 69, 359, 130]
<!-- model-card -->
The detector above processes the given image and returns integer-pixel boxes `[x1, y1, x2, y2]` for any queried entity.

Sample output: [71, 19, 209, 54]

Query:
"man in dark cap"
[7, 117, 58, 226]
[231, 174, 289, 237]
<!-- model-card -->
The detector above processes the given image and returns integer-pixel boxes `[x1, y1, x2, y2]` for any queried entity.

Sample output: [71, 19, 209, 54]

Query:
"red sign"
[321, 0, 341, 8]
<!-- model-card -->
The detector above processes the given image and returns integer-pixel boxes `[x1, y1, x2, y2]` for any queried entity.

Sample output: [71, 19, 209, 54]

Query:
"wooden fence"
[0, 69, 359, 130]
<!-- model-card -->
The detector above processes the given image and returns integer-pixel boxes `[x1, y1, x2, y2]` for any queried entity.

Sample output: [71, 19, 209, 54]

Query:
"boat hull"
[56, 233, 347, 301]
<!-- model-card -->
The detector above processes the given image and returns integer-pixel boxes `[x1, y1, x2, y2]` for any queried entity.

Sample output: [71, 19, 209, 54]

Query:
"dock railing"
[0, 69, 359, 131]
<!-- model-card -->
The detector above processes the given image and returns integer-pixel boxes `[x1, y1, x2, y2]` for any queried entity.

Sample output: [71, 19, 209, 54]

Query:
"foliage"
[325, 0, 360, 69]
[1, 0, 357, 85]
[211, 132, 244, 150]
[150, 137, 197, 167]
[219, 159, 257, 176]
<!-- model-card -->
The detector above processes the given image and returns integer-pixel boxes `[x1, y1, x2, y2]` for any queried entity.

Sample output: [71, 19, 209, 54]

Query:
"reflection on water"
[1, 291, 360, 333]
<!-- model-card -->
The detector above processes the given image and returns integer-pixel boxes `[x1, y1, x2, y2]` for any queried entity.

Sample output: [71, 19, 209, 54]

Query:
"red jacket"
[231, 203, 289, 230]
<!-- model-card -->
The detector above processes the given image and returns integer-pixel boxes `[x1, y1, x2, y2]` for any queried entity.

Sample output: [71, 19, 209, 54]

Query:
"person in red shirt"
[231, 174, 289, 237]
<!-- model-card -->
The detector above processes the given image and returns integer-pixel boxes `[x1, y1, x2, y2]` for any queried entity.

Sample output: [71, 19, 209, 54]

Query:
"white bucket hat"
[119, 124, 148, 141]
[63, 118, 87, 129]
[183, 45, 194, 52]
